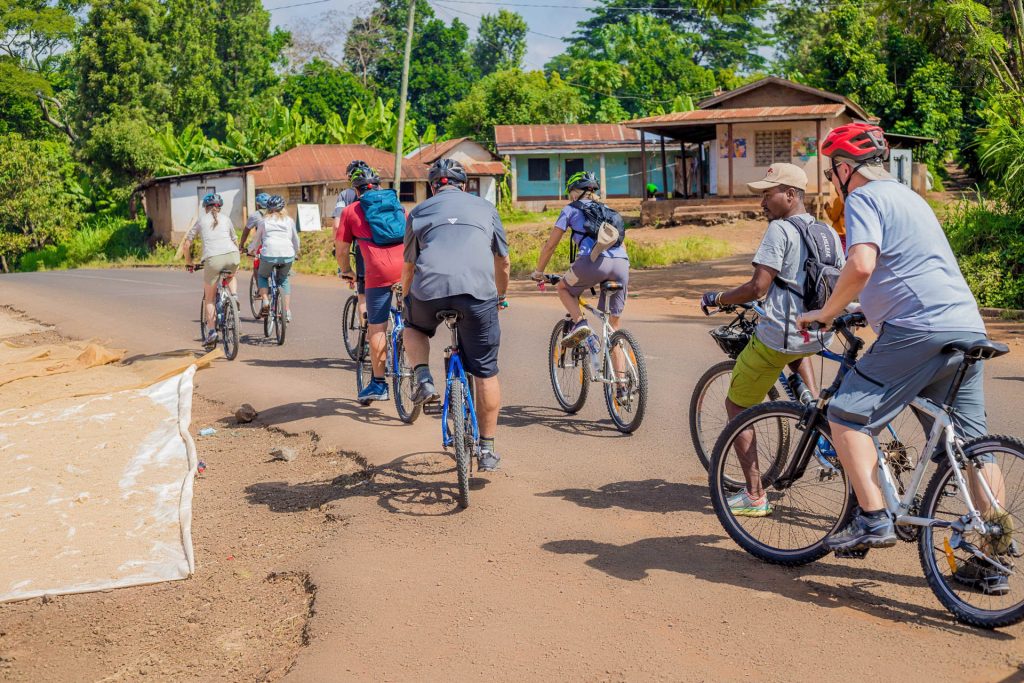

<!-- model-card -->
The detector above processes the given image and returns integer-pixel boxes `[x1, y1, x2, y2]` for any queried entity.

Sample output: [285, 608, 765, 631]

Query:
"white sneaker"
[285, 310, 292, 323]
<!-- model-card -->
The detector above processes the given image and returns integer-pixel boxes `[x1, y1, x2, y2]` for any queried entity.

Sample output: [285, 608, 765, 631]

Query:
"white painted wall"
[169, 176, 246, 238]
[481, 176, 497, 205]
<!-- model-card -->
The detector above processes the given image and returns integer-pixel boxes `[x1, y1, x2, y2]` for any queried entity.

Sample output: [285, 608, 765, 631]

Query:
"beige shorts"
[203, 252, 240, 286]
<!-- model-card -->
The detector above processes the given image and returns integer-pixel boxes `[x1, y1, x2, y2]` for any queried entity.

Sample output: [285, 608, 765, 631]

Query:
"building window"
[527, 158, 550, 181]
[755, 129, 791, 166]
[564, 158, 584, 179]
[398, 181, 416, 203]
[466, 178, 480, 196]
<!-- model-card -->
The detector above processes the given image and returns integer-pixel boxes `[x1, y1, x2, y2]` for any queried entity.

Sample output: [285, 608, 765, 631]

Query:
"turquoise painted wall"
[514, 151, 675, 198]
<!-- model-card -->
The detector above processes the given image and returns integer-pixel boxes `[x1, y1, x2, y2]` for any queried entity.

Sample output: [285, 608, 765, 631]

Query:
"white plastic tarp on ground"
[0, 367, 198, 603]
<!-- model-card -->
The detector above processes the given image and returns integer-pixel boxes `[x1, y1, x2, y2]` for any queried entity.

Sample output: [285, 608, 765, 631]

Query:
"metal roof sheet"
[627, 104, 846, 127]
[249, 144, 430, 187]
[494, 124, 641, 151]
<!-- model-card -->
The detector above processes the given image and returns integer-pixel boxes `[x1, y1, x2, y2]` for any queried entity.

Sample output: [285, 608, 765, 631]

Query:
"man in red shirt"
[335, 166, 406, 404]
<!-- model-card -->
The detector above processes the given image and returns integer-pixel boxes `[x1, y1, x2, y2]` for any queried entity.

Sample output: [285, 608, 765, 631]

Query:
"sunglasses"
[824, 167, 834, 182]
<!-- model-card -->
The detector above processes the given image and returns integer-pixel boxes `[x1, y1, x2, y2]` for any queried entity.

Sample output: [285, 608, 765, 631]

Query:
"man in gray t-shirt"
[401, 158, 510, 472]
[701, 163, 842, 515]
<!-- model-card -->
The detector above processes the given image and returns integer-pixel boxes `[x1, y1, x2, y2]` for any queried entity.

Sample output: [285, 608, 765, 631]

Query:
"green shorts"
[728, 335, 812, 408]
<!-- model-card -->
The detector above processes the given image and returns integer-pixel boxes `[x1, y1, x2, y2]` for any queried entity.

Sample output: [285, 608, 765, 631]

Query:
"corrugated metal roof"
[494, 124, 641, 151]
[249, 144, 430, 187]
[462, 161, 506, 175]
[407, 137, 468, 163]
[627, 104, 846, 127]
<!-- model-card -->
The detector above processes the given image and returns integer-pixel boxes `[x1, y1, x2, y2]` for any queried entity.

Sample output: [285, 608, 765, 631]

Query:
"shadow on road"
[542, 533, 1014, 638]
[500, 404, 625, 438]
[242, 356, 354, 371]
[257, 397, 408, 427]
[245, 451, 488, 517]
[538, 479, 712, 514]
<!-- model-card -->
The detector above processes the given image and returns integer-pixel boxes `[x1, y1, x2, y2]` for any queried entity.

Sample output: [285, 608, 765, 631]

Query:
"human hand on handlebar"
[185, 264, 198, 273]
[796, 309, 835, 332]
[700, 291, 722, 316]
[530, 270, 545, 282]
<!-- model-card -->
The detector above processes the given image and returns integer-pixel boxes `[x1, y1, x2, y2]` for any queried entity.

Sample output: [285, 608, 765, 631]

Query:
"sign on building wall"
[296, 203, 322, 232]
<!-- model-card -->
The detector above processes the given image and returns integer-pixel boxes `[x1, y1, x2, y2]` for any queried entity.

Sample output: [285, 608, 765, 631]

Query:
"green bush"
[942, 199, 1024, 309]
[18, 215, 150, 271]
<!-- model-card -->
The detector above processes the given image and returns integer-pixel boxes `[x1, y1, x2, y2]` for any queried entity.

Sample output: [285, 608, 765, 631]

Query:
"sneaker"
[561, 319, 592, 348]
[825, 512, 897, 552]
[357, 379, 389, 405]
[952, 557, 1011, 596]
[478, 449, 501, 472]
[203, 330, 219, 347]
[411, 377, 439, 405]
[285, 310, 292, 323]
[259, 300, 270, 318]
[727, 490, 772, 517]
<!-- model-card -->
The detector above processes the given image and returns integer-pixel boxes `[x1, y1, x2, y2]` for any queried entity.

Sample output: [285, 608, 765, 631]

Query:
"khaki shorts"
[728, 334, 811, 408]
[203, 252, 240, 286]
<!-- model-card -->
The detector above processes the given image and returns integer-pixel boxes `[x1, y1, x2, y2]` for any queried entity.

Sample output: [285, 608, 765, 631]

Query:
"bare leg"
[475, 375, 501, 439]
[358, 292, 366, 317]
[226, 274, 237, 296]
[727, 397, 763, 498]
[368, 322, 388, 377]
[284, 293, 291, 313]
[556, 280, 583, 322]
[789, 356, 818, 395]
[830, 422, 886, 511]
[967, 463, 1007, 517]
[203, 283, 217, 330]
[608, 315, 625, 378]
[404, 326, 430, 368]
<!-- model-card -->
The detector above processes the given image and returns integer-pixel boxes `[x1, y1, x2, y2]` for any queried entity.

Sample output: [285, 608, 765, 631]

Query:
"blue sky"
[266, 0, 580, 67]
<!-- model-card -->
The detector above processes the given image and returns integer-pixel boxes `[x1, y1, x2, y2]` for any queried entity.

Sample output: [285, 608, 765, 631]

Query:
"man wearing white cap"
[700, 162, 844, 517]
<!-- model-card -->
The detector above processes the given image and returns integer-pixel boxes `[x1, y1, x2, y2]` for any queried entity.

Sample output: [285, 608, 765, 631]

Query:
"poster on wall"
[296, 203, 322, 232]
[792, 137, 818, 162]
[718, 137, 748, 159]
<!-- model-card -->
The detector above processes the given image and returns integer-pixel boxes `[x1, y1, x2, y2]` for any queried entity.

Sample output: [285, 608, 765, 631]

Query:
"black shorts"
[404, 294, 500, 378]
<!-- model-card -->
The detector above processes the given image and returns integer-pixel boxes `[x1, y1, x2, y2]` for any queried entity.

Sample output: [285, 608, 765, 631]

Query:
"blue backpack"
[358, 189, 406, 246]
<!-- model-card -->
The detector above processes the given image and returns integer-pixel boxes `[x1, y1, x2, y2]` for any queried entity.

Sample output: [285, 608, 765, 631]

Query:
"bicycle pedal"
[834, 547, 870, 560]
[423, 402, 442, 416]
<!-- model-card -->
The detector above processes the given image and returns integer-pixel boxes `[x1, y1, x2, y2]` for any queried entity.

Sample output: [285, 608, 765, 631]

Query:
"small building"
[406, 137, 506, 204]
[494, 124, 676, 209]
[249, 144, 432, 227]
[137, 164, 262, 245]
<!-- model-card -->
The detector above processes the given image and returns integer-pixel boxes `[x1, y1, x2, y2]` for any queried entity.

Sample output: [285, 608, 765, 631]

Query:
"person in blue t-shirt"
[531, 171, 630, 348]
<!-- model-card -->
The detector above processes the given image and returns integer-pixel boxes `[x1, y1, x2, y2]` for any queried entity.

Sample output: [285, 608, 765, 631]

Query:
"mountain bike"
[262, 263, 287, 346]
[354, 284, 420, 423]
[247, 246, 262, 319]
[191, 264, 239, 361]
[342, 292, 362, 360]
[438, 310, 478, 509]
[708, 312, 1024, 628]
[540, 274, 648, 434]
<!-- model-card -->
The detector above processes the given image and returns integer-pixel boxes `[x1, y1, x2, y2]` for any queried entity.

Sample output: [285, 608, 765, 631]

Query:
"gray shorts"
[828, 324, 988, 458]
[563, 256, 630, 315]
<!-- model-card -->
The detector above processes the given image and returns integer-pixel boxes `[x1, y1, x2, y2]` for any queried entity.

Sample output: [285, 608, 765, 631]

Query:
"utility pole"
[393, 0, 416, 189]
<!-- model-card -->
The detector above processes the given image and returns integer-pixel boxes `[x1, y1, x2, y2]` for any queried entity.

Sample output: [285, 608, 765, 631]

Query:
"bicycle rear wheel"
[709, 401, 854, 566]
[689, 360, 784, 473]
[274, 290, 286, 345]
[342, 295, 360, 360]
[221, 294, 240, 360]
[354, 327, 373, 400]
[248, 272, 260, 319]
[450, 380, 471, 509]
[549, 318, 589, 413]
[393, 335, 421, 423]
[918, 435, 1024, 628]
[198, 296, 208, 342]
[603, 329, 647, 433]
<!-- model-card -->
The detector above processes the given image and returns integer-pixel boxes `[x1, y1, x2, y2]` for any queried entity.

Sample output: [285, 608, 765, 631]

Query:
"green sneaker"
[728, 490, 771, 517]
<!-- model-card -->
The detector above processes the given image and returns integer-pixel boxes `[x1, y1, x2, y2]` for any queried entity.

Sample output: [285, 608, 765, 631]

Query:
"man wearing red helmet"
[797, 124, 1007, 592]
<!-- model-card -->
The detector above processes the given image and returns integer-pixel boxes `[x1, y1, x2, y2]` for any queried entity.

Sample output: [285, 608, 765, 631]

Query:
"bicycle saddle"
[435, 309, 462, 322]
[942, 338, 1009, 361]
[600, 281, 623, 292]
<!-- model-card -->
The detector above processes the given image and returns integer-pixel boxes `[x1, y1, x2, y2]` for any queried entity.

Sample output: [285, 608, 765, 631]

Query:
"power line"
[267, 0, 332, 11]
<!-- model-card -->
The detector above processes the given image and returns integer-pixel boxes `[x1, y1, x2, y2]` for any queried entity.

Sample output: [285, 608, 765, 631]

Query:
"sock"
[862, 508, 887, 520]
[372, 376, 385, 383]
[480, 437, 495, 453]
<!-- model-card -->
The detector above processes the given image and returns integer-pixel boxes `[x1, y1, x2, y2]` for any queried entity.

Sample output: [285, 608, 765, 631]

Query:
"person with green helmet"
[531, 170, 630, 348]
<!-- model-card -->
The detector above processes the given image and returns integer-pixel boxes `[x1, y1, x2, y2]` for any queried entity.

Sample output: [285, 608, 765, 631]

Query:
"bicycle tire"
[603, 329, 648, 433]
[342, 295, 360, 361]
[248, 272, 260, 319]
[222, 294, 240, 360]
[548, 318, 589, 413]
[689, 360, 782, 473]
[709, 401, 854, 566]
[354, 326, 373, 400]
[392, 335, 421, 423]
[263, 293, 274, 338]
[918, 434, 1024, 629]
[451, 380, 471, 509]
[275, 290, 286, 346]
[198, 296, 208, 342]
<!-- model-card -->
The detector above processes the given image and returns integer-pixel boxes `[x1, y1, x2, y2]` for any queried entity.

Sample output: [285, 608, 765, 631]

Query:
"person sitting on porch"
[645, 182, 660, 199]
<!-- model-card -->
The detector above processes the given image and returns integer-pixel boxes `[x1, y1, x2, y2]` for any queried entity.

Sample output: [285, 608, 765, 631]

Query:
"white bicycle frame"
[577, 297, 632, 387]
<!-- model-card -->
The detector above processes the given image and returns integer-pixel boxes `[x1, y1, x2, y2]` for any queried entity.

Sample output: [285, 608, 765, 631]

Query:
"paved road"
[3, 267, 1023, 680]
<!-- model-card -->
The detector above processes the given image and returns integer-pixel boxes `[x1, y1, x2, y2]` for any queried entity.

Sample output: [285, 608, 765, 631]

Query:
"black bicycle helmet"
[265, 194, 286, 212]
[566, 171, 599, 195]
[346, 159, 367, 177]
[350, 164, 381, 190]
[428, 158, 467, 188]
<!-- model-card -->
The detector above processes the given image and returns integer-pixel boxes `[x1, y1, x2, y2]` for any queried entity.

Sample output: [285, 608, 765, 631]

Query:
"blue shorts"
[257, 256, 294, 294]
[365, 286, 395, 325]
[404, 294, 500, 378]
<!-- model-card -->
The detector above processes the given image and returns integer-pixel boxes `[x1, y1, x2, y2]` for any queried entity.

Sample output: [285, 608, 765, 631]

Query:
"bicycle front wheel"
[709, 401, 854, 566]
[918, 435, 1024, 628]
[248, 272, 260, 319]
[603, 329, 647, 433]
[221, 294, 240, 360]
[450, 380, 471, 509]
[549, 318, 589, 413]
[392, 335, 421, 423]
[342, 295, 360, 360]
[274, 291, 286, 345]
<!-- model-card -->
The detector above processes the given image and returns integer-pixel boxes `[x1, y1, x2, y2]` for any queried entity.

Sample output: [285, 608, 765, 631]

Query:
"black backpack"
[569, 200, 626, 259]
[778, 215, 842, 311]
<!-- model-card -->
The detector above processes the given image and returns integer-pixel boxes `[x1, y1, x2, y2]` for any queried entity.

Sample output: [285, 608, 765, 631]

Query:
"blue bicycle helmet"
[265, 194, 286, 212]
[255, 192, 271, 210]
[201, 192, 223, 208]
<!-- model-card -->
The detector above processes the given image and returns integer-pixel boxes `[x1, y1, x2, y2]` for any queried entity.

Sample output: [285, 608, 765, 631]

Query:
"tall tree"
[161, 0, 218, 130]
[473, 10, 527, 76]
[406, 17, 475, 128]
[211, 0, 290, 119]
[283, 58, 374, 123]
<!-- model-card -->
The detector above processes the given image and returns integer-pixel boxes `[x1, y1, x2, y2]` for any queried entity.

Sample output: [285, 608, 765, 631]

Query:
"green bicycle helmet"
[566, 171, 599, 195]
[350, 164, 381, 190]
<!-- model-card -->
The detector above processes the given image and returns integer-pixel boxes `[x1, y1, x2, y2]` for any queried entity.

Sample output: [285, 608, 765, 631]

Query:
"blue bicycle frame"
[441, 336, 480, 449]
[389, 305, 405, 378]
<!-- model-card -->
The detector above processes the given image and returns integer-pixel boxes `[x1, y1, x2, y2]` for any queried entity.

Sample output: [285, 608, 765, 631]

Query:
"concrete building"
[406, 137, 506, 204]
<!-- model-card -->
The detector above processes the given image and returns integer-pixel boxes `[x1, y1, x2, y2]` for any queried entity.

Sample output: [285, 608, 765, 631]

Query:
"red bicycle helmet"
[820, 122, 889, 161]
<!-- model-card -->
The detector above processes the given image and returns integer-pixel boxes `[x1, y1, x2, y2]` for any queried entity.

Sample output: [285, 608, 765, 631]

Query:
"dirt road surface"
[2, 263, 1023, 682]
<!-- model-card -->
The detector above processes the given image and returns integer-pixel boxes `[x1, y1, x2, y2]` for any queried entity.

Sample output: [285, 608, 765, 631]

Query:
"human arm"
[401, 262, 415, 295]
[183, 222, 201, 266]
[401, 213, 417, 294]
[796, 243, 877, 329]
[532, 227, 564, 280]
[703, 264, 778, 313]
[248, 220, 265, 256]
[291, 221, 301, 257]
[495, 254, 510, 302]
